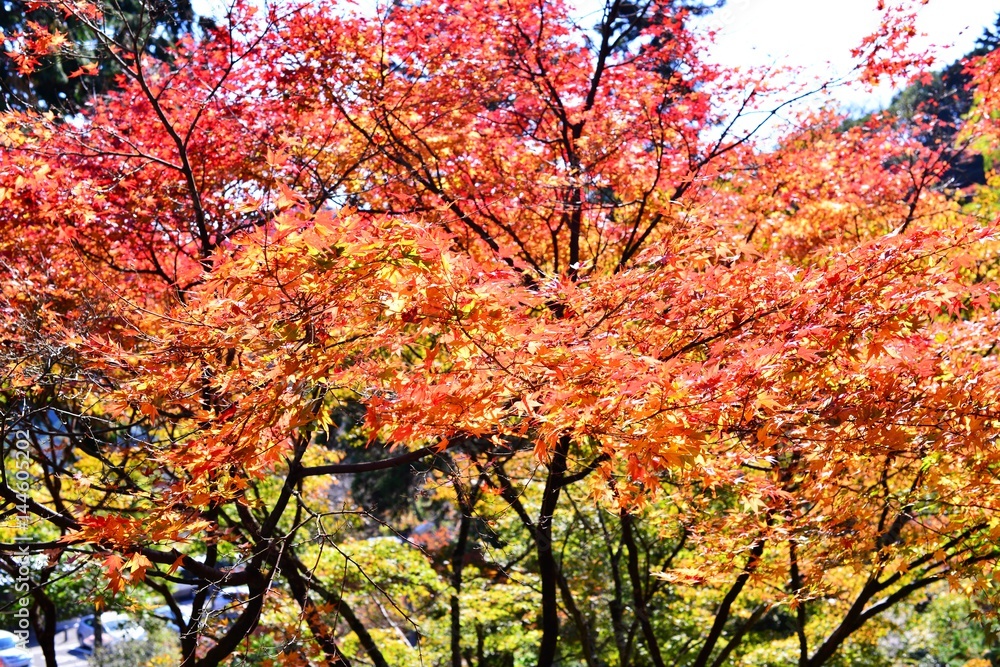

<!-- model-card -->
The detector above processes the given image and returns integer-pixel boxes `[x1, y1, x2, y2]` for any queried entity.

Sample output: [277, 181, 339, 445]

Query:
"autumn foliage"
[3, 0, 1000, 666]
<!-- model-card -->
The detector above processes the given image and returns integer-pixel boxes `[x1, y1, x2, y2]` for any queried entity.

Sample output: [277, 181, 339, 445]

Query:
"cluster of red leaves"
[852, 2, 936, 87]
[2, 0, 1000, 605]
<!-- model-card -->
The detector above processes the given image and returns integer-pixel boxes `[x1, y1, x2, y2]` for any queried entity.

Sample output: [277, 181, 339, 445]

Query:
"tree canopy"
[3, 1, 1000, 666]
[0, 0, 199, 112]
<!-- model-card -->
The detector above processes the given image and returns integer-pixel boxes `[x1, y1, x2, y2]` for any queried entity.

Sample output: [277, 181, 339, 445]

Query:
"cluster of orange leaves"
[2, 0, 1000, 599]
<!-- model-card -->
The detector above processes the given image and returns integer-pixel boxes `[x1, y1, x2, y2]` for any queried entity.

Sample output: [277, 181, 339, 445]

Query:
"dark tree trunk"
[30, 587, 58, 667]
[535, 436, 570, 667]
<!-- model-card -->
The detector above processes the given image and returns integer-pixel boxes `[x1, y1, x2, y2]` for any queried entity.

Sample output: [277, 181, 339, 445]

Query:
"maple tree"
[3, 0, 1000, 666]
[0, 0, 200, 112]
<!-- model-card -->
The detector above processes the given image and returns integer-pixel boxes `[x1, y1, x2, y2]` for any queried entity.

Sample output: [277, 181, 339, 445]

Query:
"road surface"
[27, 621, 88, 667]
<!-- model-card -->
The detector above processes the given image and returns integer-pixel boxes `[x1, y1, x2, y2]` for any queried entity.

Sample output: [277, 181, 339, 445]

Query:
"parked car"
[211, 585, 250, 617]
[0, 630, 33, 667]
[76, 612, 146, 650]
[152, 602, 193, 630]
[152, 585, 249, 631]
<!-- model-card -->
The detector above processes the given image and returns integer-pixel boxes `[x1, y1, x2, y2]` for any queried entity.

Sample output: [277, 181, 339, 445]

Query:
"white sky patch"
[191, 0, 999, 115]
[690, 0, 1000, 112]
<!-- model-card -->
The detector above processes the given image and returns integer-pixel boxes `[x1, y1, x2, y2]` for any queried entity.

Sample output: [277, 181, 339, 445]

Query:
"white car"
[152, 585, 249, 630]
[152, 602, 193, 630]
[76, 612, 147, 650]
[0, 630, 33, 667]
[211, 585, 250, 617]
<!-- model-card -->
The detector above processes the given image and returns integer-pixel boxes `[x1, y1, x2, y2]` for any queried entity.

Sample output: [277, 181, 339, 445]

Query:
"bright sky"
[689, 0, 1000, 112]
[193, 0, 1000, 113]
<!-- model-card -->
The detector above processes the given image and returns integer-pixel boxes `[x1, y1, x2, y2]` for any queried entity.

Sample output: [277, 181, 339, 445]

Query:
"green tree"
[1, 0, 198, 112]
